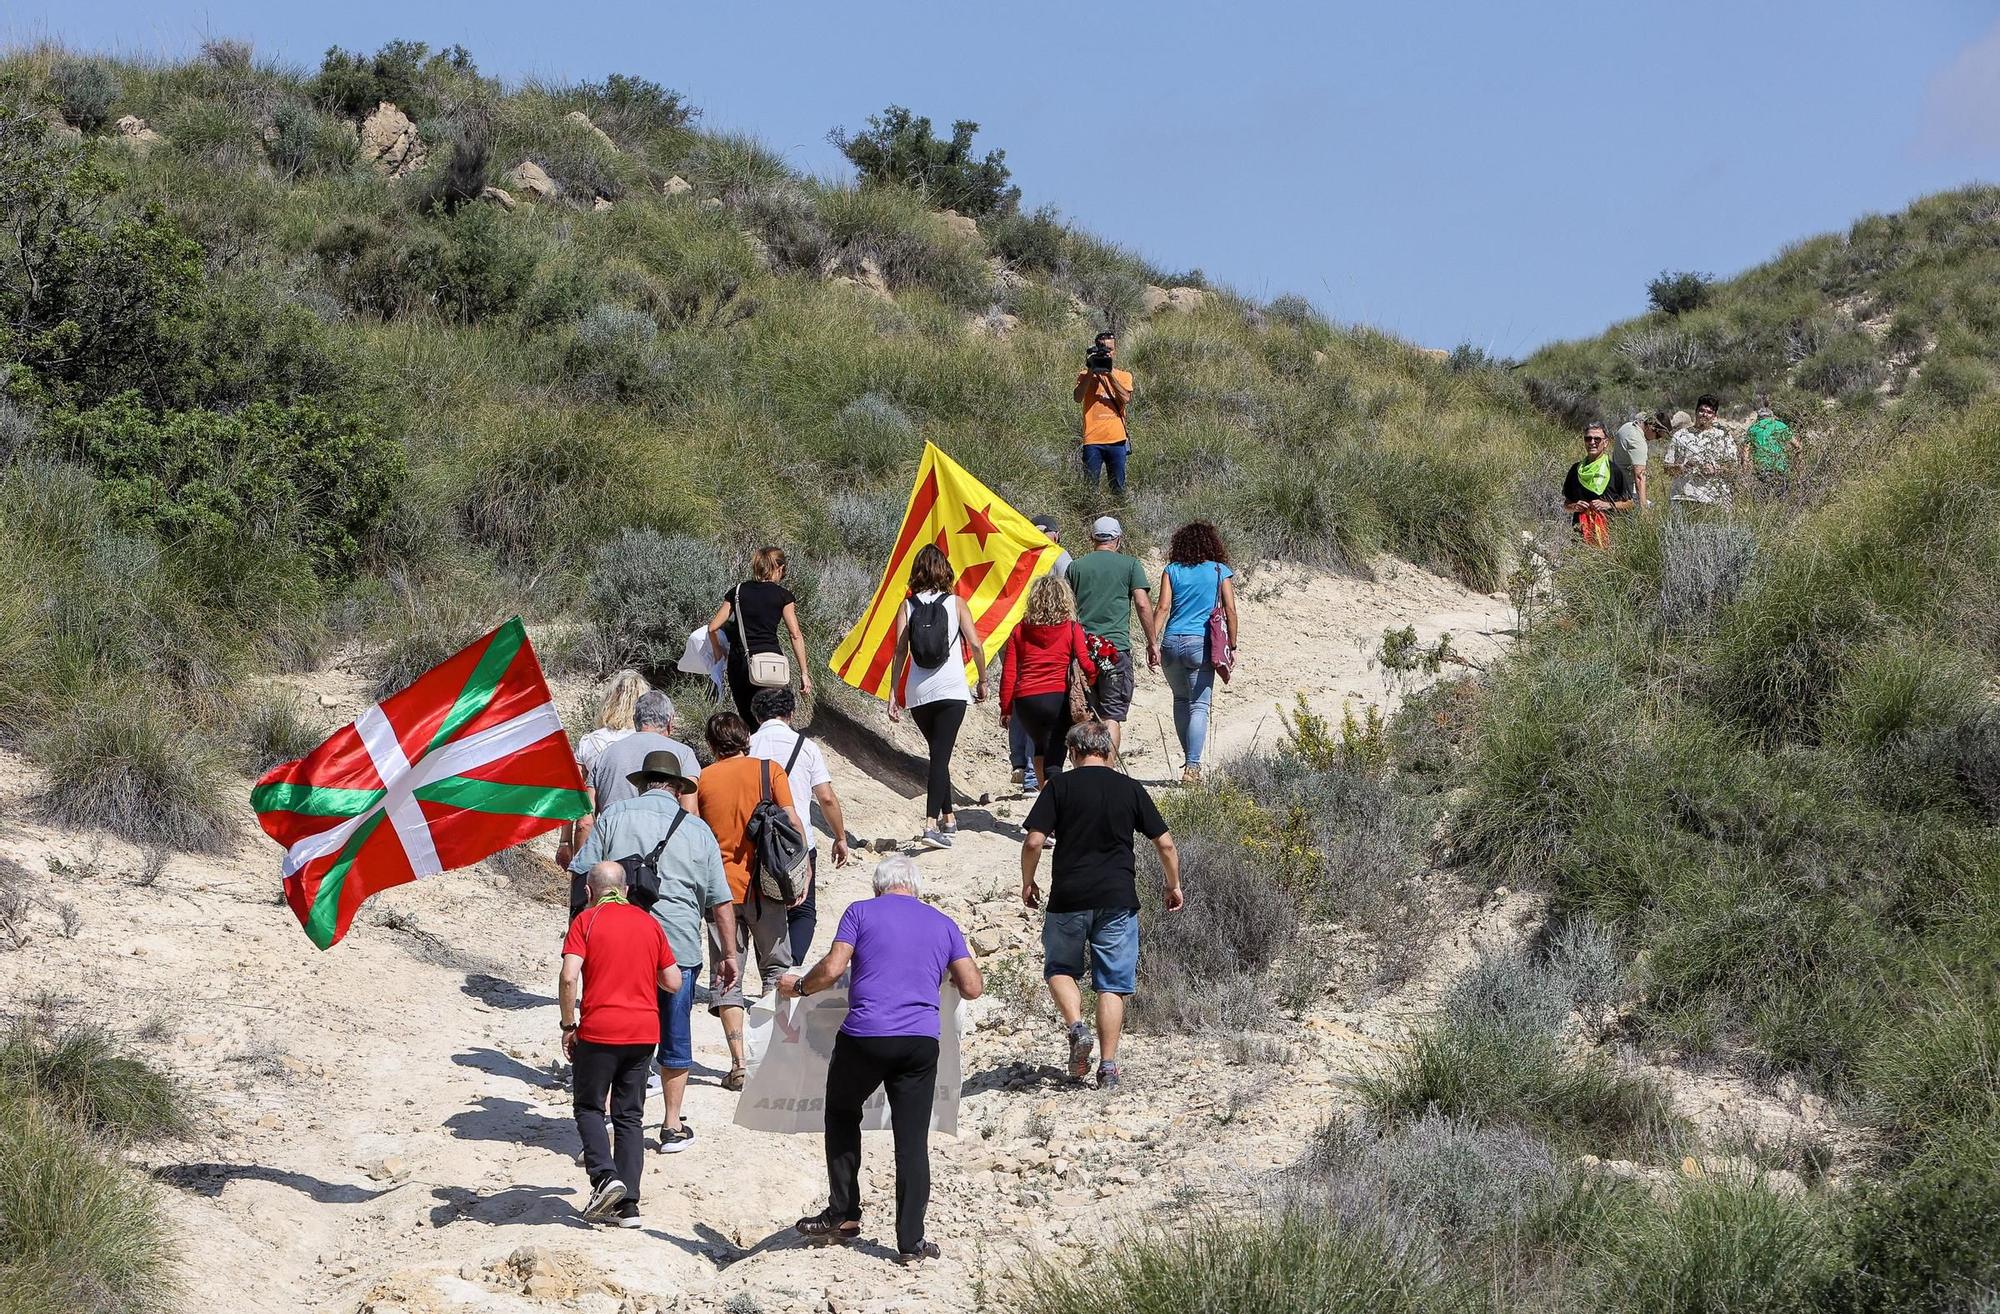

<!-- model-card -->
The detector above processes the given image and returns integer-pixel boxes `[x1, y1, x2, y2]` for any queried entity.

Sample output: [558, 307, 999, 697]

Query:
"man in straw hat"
[569, 749, 736, 1156]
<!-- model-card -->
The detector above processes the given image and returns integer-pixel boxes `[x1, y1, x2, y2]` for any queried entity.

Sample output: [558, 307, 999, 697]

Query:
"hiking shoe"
[1097, 1061, 1122, 1092]
[898, 1240, 942, 1266]
[1010, 767, 1025, 786]
[796, 1209, 861, 1245]
[581, 1176, 626, 1220]
[1180, 765, 1202, 785]
[1066, 1021, 1094, 1080]
[921, 827, 952, 850]
[613, 1201, 643, 1229]
[658, 1121, 695, 1154]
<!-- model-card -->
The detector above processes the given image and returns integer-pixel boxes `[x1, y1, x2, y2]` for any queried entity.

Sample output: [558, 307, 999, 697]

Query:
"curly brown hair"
[704, 711, 751, 757]
[1167, 520, 1230, 568]
[907, 543, 955, 595]
[1024, 573, 1076, 626]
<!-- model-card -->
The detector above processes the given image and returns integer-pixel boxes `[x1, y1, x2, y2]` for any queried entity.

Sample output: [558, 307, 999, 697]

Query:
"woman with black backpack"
[889, 545, 990, 849]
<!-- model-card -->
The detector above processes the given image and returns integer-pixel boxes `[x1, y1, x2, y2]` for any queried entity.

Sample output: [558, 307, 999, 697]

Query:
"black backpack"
[746, 758, 812, 905]
[907, 592, 954, 668]
[568, 809, 687, 920]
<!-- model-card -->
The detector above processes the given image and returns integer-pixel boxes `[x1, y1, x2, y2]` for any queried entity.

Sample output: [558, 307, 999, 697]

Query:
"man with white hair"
[589, 690, 702, 814]
[560, 861, 682, 1228]
[780, 856, 983, 1266]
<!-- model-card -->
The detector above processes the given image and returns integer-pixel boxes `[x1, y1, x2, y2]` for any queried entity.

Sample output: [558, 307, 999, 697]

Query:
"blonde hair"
[751, 546, 788, 581]
[596, 669, 651, 732]
[1025, 574, 1076, 626]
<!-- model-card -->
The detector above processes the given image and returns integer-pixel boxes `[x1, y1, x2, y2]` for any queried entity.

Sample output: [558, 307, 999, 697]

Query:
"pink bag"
[1205, 563, 1234, 683]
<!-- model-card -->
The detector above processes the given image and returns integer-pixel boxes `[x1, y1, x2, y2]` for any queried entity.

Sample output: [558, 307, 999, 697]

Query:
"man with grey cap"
[1013, 515, 1074, 790]
[1064, 515, 1158, 757]
[568, 749, 737, 1154]
[1614, 410, 1666, 510]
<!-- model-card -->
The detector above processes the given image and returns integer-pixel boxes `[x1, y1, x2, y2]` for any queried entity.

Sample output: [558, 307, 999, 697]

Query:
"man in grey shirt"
[591, 690, 702, 812]
[569, 749, 737, 1152]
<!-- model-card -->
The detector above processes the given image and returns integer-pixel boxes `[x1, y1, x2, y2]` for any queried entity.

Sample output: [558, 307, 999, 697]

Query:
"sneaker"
[646, 1070, 662, 1098]
[613, 1201, 642, 1229]
[1066, 1021, 1094, 1080]
[940, 815, 958, 835]
[1023, 768, 1040, 792]
[658, 1121, 695, 1154]
[1180, 765, 1203, 785]
[1097, 1061, 1122, 1093]
[921, 827, 952, 850]
[898, 1240, 942, 1266]
[1010, 767, 1025, 786]
[581, 1176, 626, 1221]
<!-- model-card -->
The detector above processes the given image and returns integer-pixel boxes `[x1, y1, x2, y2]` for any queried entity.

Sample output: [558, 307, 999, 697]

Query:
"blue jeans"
[1008, 713, 1032, 770]
[1159, 633, 1215, 767]
[1080, 442, 1128, 495]
[1042, 907, 1140, 995]
[656, 967, 701, 1071]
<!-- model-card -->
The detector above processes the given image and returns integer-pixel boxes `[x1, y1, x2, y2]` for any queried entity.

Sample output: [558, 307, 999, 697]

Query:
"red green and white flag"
[252, 618, 587, 949]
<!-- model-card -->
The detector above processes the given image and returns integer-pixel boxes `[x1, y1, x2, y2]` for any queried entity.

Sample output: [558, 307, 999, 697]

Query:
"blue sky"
[10, 1, 2000, 354]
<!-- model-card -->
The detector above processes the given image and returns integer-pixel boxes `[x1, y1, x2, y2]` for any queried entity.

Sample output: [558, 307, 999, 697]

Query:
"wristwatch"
[560, 1021, 579, 1033]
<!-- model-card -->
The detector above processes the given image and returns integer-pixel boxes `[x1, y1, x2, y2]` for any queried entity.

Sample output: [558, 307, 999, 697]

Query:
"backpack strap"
[759, 756, 773, 805]
[784, 733, 806, 774]
[646, 807, 689, 866]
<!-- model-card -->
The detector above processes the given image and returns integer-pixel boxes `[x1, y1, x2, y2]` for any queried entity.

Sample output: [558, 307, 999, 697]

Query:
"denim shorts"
[1042, 907, 1139, 995]
[656, 966, 700, 1070]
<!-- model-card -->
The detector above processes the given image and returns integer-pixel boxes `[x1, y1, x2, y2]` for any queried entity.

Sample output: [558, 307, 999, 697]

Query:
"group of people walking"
[551, 504, 1209, 1258]
[1562, 393, 1801, 542]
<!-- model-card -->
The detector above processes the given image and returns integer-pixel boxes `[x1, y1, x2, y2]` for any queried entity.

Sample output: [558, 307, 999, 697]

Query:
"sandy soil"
[0, 557, 1831, 1313]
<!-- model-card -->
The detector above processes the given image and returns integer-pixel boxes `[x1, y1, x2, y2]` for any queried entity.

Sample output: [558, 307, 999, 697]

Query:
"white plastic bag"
[676, 624, 728, 694]
[733, 985, 964, 1135]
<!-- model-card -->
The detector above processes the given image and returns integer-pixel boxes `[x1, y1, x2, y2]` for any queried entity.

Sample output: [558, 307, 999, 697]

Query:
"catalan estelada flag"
[830, 443, 1063, 701]
[251, 618, 587, 949]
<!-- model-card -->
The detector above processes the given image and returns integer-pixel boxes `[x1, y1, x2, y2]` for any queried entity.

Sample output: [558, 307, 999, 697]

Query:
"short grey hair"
[586, 860, 627, 897]
[633, 689, 675, 731]
[872, 854, 922, 897]
[1066, 720, 1114, 760]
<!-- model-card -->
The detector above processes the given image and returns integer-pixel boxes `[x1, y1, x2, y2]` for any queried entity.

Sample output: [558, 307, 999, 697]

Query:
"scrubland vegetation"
[5, 37, 1998, 1314]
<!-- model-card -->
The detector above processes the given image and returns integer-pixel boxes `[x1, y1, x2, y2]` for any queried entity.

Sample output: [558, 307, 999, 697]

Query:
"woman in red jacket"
[1001, 575, 1092, 791]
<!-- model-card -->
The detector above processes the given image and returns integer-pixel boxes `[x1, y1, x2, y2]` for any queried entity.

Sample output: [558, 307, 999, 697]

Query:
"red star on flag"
[957, 503, 1000, 549]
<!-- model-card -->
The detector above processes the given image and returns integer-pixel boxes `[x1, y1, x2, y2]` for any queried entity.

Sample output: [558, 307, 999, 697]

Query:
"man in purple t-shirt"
[778, 855, 983, 1266]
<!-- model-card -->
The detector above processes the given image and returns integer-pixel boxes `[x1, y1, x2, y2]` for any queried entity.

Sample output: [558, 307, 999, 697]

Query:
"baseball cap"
[1090, 515, 1123, 541]
[1670, 410, 1693, 429]
[1030, 514, 1060, 535]
[1756, 406, 1775, 419]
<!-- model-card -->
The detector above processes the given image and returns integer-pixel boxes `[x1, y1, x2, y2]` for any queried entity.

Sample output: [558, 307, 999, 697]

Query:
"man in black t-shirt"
[1020, 721, 1182, 1093]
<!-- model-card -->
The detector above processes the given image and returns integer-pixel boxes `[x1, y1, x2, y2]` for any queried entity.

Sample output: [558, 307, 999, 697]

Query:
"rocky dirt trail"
[0, 556, 1820, 1314]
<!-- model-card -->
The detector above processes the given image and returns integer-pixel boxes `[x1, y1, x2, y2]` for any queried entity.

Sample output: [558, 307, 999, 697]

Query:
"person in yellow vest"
[1073, 331, 1135, 495]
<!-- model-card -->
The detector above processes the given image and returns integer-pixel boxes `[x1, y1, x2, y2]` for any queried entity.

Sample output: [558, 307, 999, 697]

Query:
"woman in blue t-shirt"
[1154, 521, 1239, 783]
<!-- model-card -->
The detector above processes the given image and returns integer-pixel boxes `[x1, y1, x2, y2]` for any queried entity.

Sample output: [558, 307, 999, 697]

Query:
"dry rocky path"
[1, 558, 1813, 1313]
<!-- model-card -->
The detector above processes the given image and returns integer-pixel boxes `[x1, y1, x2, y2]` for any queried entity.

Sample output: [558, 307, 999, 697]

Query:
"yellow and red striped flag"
[830, 443, 1062, 701]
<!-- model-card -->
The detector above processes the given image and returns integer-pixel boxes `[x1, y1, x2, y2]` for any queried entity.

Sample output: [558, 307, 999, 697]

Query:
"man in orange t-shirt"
[692, 711, 807, 1090]
[1073, 330, 1135, 495]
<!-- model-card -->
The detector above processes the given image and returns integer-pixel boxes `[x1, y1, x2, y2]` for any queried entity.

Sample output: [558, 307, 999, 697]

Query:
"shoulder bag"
[734, 585, 791, 689]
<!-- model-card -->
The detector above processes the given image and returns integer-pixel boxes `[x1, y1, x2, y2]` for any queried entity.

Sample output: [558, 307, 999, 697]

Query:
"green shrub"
[1794, 331, 1879, 395]
[830, 104, 1019, 217]
[1832, 1125, 2000, 1313]
[1573, 1181, 1838, 1314]
[565, 73, 696, 143]
[265, 101, 359, 179]
[30, 686, 235, 852]
[1130, 832, 1296, 1031]
[585, 530, 735, 680]
[409, 202, 535, 321]
[49, 394, 403, 577]
[1908, 354, 1991, 409]
[49, 58, 119, 132]
[160, 100, 260, 170]
[239, 689, 328, 775]
[1359, 1021, 1680, 1157]
[1647, 269, 1714, 316]
[0, 1023, 188, 1142]
[0, 1093, 177, 1314]
[1021, 1209, 1462, 1314]
[311, 39, 475, 120]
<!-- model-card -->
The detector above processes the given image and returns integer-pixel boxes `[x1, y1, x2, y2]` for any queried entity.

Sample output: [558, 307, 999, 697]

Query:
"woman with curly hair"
[1000, 574, 1092, 792]
[1154, 521, 1239, 783]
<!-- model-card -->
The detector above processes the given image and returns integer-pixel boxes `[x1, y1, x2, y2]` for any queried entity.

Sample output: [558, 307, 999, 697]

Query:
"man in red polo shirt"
[560, 861, 681, 1227]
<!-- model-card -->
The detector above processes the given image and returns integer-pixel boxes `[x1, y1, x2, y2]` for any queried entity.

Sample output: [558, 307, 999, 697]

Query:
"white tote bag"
[733, 984, 964, 1136]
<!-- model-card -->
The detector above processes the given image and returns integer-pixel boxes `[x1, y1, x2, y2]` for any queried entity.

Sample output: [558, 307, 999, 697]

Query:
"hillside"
[3, 34, 1998, 1314]
[1520, 184, 2000, 425]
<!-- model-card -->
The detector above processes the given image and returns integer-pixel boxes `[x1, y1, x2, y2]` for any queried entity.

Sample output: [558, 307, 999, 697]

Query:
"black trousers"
[908, 700, 966, 819]
[825, 1031, 940, 1255]
[572, 1040, 651, 1202]
[1013, 691, 1071, 782]
[725, 650, 759, 723]
[787, 849, 818, 962]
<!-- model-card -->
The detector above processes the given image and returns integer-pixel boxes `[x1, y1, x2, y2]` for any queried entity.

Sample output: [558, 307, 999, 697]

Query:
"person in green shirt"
[1745, 406, 1799, 489]
[1063, 517, 1158, 758]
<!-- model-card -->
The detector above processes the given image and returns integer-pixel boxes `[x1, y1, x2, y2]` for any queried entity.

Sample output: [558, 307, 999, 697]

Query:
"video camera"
[1084, 343, 1114, 374]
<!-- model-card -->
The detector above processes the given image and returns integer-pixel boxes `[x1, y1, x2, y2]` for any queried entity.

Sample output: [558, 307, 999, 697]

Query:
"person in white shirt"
[889, 544, 991, 850]
[748, 685, 852, 960]
[1664, 395, 1747, 513]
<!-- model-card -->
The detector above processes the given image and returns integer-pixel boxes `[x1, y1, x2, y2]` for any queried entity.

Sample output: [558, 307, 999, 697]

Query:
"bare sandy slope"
[0, 557, 1829, 1314]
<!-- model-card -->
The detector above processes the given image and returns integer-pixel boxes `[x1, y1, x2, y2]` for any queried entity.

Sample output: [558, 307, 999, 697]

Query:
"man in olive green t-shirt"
[1064, 517, 1158, 756]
